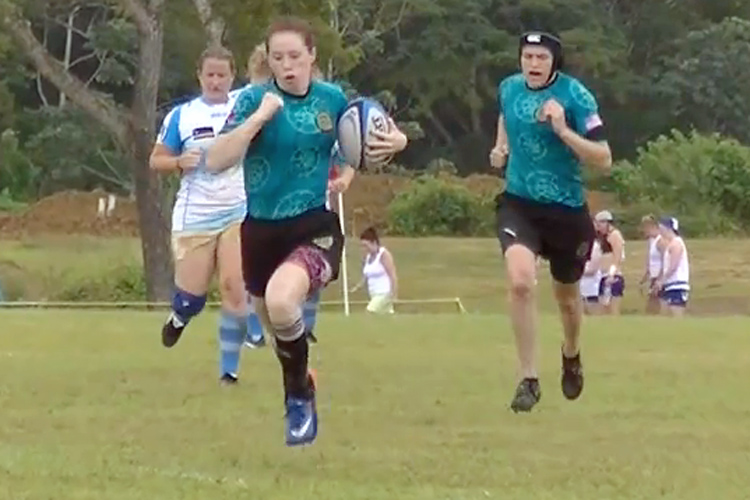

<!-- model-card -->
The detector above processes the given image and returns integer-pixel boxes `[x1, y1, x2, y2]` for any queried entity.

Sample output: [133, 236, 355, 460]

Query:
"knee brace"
[266, 298, 304, 342]
[171, 288, 207, 322]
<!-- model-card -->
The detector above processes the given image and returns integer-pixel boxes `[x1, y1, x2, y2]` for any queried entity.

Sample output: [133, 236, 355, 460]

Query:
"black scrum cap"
[519, 31, 564, 74]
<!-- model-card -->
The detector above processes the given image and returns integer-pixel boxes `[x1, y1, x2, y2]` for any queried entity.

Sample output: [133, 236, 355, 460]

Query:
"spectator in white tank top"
[652, 217, 690, 317]
[639, 214, 665, 315]
[350, 227, 398, 314]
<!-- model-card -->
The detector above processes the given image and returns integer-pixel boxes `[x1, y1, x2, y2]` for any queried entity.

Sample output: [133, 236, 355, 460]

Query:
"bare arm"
[350, 277, 366, 292]
[557, 127, 612, 171]
[336, 165, 356, 189]
[583, 251, 601, 277]
[205, 114, 267, 172]
[662, 242, 683, 280]
[381, 249, 398, 298]
[490, 115, 509, 169]
[205, 92, 283, 172]
[151, 107, 200, 173]
[149, 143, 181, 172]
[350, 256, 367, 292]
[540, 95, 612, 172]
[495, 114, 508, 149]
[640, 242, 651, 283]
[607, 230, 625, 275]
[149, 143, 204, 174]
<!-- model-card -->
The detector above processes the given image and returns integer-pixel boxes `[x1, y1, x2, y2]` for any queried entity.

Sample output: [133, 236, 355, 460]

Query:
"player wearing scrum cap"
[489, 31, 612, 412]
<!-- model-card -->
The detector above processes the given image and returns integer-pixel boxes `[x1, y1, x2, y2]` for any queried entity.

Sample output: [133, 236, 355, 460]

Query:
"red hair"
[266, 16, 315, 53]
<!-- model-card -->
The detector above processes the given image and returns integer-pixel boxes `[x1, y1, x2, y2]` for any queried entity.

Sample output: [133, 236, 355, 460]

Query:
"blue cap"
[659, 216, 680, 235]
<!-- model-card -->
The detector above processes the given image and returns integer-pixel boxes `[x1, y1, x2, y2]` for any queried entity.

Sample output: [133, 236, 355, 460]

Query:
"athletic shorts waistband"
[245, 205, 328, 226]
[500, 192, 588, 213]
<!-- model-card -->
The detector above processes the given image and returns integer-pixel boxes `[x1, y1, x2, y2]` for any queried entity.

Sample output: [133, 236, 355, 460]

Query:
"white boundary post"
[337, 191, 350, 316]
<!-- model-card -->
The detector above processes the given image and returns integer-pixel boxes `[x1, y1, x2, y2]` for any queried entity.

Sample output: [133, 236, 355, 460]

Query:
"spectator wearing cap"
[652, 217, 690, 317]
[594, 210, 626, 315]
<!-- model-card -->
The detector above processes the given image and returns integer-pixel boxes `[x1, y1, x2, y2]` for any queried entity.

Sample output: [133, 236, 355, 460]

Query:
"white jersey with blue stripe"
[157, 89, 246, 234]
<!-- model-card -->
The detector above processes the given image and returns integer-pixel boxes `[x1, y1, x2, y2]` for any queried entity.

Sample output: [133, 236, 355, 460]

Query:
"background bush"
[610, 130, 750, 237]
[386, 176, 495, 237]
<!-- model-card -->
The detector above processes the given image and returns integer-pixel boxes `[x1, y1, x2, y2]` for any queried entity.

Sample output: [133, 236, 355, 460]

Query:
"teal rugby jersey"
[499, 72, 604, 207]
[222, 80, 348, 219]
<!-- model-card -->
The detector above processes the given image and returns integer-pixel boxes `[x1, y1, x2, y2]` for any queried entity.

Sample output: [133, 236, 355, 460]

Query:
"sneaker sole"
[161, 330, 183, 348]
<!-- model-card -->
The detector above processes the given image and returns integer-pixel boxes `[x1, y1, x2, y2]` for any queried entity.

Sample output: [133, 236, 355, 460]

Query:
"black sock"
[275, 335, 311, 400]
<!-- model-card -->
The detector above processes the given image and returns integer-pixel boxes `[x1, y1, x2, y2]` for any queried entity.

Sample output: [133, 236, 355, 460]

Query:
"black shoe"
[220, 373, 239, 385]
[561, 350, 584, 400]
[510, 377, 541, 413]
[306, 330, 318, 344]
[161, 313, 186, 348]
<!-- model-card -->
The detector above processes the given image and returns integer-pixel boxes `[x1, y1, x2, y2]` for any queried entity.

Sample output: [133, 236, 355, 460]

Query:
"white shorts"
[366, 294, 394, 314]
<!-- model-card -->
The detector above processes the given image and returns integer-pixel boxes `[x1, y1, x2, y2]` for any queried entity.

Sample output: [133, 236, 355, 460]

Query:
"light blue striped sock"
[303, 289, 321, 332]
[246, 299, 264, 343]
[219, 310, 245, 377]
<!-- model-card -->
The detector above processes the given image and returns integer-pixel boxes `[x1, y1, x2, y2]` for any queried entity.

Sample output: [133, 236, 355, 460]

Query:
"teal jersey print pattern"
[499, 72, 603, 207]
[222, 81, 348, 220]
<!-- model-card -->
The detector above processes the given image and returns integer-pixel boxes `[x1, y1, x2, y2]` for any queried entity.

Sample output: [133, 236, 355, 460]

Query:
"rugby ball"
[336, 97, 391, 170]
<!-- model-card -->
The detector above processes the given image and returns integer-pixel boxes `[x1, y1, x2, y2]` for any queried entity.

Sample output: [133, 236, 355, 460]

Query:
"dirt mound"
[340, 173, 612, 234]
[341, 174, 410, 234]
[0, 190, 139, 238]
[0, 176, 615, 238]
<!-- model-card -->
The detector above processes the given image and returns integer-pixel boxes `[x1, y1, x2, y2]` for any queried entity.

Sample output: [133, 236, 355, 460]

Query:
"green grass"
[1, 236, 749, 314]
[1, 311, 749, 499]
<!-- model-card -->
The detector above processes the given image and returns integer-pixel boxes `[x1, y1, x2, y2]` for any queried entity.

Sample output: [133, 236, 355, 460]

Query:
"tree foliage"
[0, 0, 748, 242]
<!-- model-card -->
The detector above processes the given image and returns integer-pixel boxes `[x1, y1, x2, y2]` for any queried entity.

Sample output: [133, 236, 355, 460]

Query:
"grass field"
[2, 310, 750, 499]
[1, 236, 750, 314]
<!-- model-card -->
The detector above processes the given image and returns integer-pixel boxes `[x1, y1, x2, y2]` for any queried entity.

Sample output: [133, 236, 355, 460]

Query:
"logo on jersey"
[192, 127, 215, 140]
[316, 112, 333, 132]
[312, 235, 334, 250]
[584, 113, 603, 132]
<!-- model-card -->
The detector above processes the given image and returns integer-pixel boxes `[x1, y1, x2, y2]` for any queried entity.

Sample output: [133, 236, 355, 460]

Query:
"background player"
[639, 214, 664, 314]
[149, 46, 256, 384]
[594, 210, 626, 315]
[653, 217, 690, 317]
[205, 16, 408, 446]
[490, 31, 612, 413]
[580, 220, 603, 315]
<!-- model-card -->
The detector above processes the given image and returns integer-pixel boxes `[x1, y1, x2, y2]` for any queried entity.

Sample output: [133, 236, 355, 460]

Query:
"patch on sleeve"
[585, 113, 603, 131]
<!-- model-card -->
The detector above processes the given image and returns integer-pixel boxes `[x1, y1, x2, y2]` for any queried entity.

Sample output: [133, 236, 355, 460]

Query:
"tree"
[653, 17, 750, 145]
[0, 0, 173, 301]
[191, 0, 225, 45]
